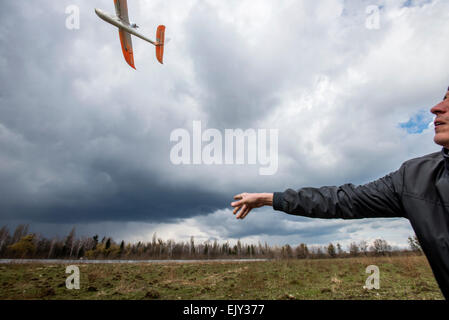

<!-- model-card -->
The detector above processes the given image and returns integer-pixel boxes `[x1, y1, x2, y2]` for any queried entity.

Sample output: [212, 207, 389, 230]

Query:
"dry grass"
[0, 255, 444, 300]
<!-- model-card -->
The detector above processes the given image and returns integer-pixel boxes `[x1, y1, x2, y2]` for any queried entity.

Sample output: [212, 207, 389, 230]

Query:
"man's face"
[431, 89, 449, 149]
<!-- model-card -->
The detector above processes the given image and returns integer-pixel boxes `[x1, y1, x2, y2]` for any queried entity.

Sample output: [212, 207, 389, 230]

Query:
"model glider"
[95, 0, 166, 68]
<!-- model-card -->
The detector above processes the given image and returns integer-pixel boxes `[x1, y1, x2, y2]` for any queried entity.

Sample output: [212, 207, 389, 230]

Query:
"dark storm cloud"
[0, 1, 229, 224]
[183, 2, 281, 128]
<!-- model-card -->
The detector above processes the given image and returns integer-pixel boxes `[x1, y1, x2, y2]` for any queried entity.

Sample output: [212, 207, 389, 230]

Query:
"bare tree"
[348, 242, 359, 257]
[75, 238, 86, 258]
[282, 244, 293, 259]
[336, 243, 344, 257]
[370, 239, 391, 256]
[0, 226, 9, 255]
[295, 243, 309, 259]
[408, 235, 422, 254]
[212, 239, 219, 258]
[12, 224, 29, 244]
[359, 240, 369, 256]
[64, 227, 76, 257]
[47, 238, 56, 258]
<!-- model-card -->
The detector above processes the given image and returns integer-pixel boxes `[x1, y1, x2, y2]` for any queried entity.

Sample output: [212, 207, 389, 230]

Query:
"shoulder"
[399, 151, 445, 196]
[401, 150, 443, 169]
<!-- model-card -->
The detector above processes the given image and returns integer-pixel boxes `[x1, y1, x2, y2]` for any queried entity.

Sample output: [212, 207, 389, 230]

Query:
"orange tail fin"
[156, 25, 165, 64]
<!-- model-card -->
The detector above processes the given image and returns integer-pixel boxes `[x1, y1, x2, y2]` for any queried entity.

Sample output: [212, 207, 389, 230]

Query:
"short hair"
[445, 87, 449, 100]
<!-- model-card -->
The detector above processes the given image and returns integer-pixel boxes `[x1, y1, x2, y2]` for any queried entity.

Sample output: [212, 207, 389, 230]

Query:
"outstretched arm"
[231, 166, 406, 220]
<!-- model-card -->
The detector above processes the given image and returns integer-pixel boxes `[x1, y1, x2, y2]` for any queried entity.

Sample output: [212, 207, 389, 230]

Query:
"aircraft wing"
[114, 0, 130, 25]
[118, 28, 135, 69]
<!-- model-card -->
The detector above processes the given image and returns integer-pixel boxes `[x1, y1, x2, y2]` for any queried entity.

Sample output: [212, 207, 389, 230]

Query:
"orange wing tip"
[156, 25, 165, 64]
[124, 54, 136, 69]
[125, 54, 136, 69]
[119, 30, 136, 69]
[128, 58, 136, 69]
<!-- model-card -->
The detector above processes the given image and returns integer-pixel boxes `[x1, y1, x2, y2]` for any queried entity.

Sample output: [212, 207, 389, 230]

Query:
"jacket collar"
[443, 148, 449, 172]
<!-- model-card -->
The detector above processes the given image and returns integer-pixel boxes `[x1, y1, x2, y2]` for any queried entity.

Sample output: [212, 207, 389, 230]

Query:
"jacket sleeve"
[272, 165, 406, 219]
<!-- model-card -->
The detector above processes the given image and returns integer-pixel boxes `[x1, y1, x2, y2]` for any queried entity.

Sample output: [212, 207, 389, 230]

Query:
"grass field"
[0, 255, 444, 300]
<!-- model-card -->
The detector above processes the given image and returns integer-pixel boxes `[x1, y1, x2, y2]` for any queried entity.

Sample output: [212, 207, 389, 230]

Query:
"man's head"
[431, 87, 449, 149]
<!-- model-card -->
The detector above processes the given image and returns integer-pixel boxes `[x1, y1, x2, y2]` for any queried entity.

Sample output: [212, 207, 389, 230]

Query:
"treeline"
[0, 224, 423, 260]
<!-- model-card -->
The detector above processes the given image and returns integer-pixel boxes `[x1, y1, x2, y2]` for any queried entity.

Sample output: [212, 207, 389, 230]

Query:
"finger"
[234, 204, 245, 215]
[237, 204, 250, 219]
[240, 207, 252, 219]
[238, 206, 251, 219]
[236, 204, 247, 219]
[234, 192, 249, 200]
[231, 200, 244, 207]
[237, 206, 247, 219]
[233, 194, 243, 200]
[239, 208, 251, 220]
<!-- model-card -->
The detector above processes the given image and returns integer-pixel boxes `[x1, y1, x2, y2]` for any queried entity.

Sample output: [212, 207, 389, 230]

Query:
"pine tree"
[190, 236, 195, 256]
[336, 243, 343, 256]
[92, 235, 99, 250]
[105, 238, 111, 250]
[327, 243, 336, 258]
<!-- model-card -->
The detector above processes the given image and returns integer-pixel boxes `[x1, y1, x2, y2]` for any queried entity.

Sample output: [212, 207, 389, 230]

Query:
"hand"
[231, 193, 273, 219]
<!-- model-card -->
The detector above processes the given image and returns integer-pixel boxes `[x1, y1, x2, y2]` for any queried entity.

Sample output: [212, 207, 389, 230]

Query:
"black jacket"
[273, 148, 449, 299]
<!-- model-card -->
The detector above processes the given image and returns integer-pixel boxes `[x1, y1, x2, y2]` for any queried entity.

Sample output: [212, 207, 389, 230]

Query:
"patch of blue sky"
[399, 110, 434, 134]
[403, 0, 413, 7]
[401, 0, 433, 8]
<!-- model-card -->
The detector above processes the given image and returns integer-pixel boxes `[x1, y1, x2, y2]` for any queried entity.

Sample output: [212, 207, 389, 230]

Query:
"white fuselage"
[94, 8, 156, 45]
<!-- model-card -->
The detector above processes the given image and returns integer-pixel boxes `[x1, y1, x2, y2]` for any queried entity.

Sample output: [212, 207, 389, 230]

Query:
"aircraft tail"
[155, 25, 165, 64]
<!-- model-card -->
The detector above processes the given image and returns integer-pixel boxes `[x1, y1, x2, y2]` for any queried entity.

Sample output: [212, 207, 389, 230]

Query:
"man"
[231, 87, 449, 299]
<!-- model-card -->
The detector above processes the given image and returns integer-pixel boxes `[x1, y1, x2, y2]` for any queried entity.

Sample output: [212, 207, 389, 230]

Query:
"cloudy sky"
[1, 0, 448, 250]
